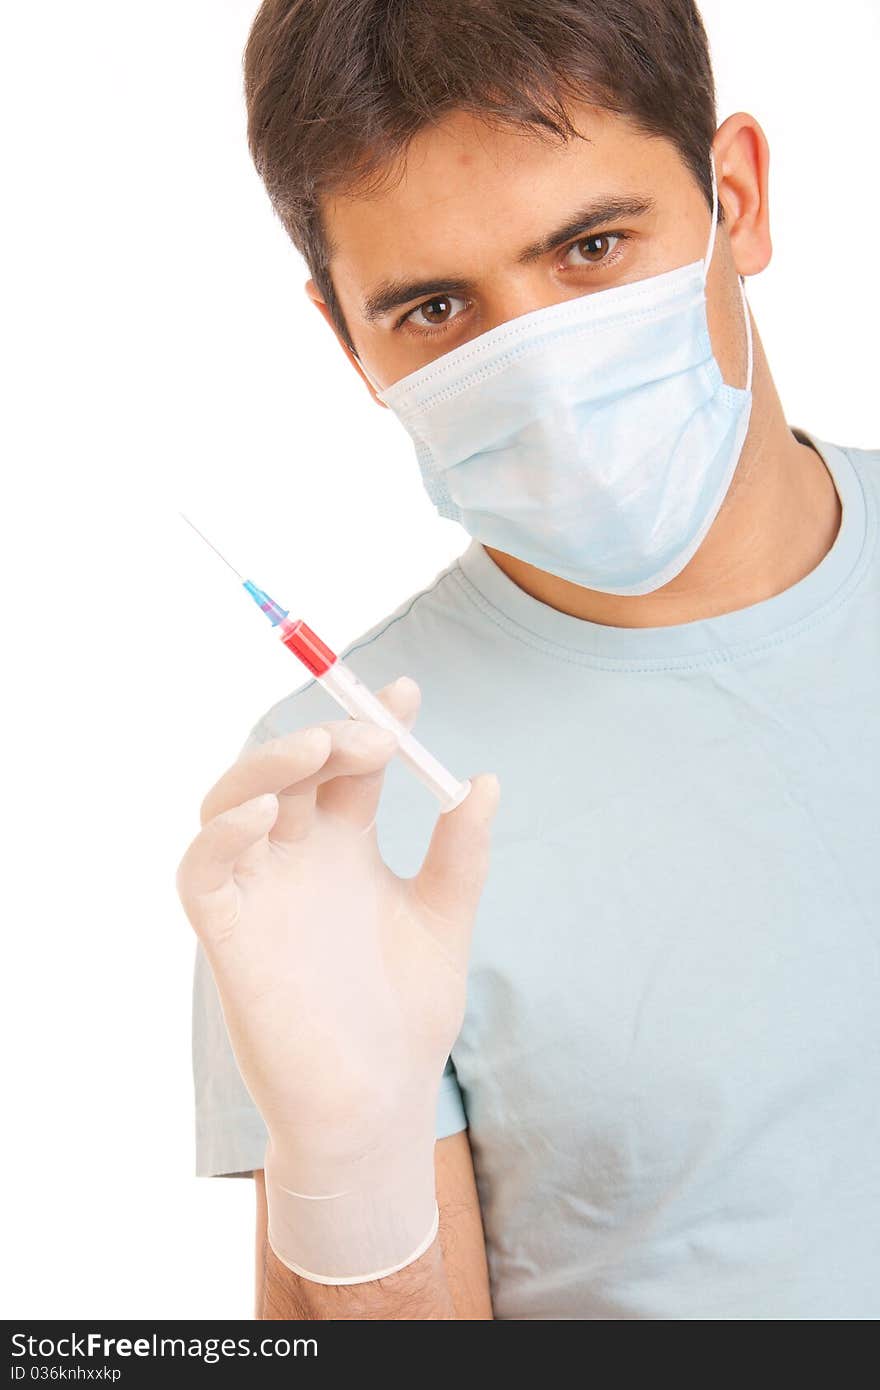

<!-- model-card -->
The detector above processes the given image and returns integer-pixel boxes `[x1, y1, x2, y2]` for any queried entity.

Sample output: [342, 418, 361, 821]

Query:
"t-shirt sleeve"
[190, 701, 469, 1174]
[436, 1054, 468, 1139]
[193, 939, 268, 1177]
[191, 717, 274, 1178]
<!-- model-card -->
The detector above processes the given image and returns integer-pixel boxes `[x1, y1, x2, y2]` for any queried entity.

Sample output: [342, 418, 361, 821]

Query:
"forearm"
[254, 1162, 457, 1319]
[253, 1132, 493, 1320]
[259, 1230, 456, 1320]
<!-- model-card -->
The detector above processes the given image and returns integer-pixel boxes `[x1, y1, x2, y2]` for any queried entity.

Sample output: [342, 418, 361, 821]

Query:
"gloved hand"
[177, 676, 500, 1285]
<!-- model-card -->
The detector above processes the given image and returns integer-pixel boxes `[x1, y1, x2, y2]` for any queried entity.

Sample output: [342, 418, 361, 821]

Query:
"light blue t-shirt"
[192, 427, 880, 1319]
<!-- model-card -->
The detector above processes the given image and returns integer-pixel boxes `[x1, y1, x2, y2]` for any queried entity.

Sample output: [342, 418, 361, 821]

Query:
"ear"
[304, 278, 387, 408]
[711, 115, 772, 278]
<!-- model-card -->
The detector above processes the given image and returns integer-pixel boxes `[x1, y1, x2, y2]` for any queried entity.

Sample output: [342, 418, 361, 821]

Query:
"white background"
[2, 0, 877, 1318]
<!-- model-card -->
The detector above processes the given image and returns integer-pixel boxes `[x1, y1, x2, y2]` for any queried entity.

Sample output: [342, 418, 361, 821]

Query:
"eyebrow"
[360, 195, 655, 323]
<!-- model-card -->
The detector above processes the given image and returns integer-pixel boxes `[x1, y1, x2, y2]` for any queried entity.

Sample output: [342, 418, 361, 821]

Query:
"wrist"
[264, 1118, 438, 1285]
[263, 1224, 456, 1319]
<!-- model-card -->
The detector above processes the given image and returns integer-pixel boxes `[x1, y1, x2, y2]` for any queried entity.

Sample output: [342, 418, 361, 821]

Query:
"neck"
[484, 329, 842, 629]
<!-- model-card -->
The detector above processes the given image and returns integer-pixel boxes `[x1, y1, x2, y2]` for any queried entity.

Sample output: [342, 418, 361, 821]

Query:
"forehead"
[322, 105, 685, 288]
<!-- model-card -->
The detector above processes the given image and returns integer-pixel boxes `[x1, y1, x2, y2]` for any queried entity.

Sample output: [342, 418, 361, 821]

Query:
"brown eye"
[580, 235, 610, 261]
[564, 232, 622, 267]
[404, 293, 467, 332]
[418, 296, 453, 324]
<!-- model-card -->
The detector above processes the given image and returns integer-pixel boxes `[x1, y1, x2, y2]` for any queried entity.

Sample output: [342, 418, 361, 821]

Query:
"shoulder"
[838, 442, 880, 466]
[836, 439, 880, 510]
[794, 425, 877, 472]
[795, 428, 880, 517]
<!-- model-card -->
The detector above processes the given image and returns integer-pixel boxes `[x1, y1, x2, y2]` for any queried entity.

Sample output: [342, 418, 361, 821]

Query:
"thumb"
[411, 772, 501, 933]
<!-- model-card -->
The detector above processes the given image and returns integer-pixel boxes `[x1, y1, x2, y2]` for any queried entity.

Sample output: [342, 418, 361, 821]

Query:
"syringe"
[181, 515, 472, 813]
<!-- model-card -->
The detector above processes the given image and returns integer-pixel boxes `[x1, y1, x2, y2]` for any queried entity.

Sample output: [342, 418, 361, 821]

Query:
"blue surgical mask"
[365, 153, 754, 596]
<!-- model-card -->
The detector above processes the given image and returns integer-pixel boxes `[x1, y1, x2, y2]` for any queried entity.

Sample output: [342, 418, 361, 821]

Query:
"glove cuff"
[264, 1126, 439, 1285]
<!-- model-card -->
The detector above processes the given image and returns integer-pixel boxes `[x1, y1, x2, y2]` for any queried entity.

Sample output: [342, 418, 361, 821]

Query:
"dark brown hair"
[244, 0, 719, 349]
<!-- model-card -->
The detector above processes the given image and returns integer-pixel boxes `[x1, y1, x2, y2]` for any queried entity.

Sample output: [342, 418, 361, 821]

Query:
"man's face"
[315, 103, 750, 396]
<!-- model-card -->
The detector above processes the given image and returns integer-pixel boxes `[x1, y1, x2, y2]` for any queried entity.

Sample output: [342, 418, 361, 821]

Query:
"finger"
[316, 676, 422, 831]
[177, 794, 279, 944]
[200, 726, 333, 826]
[268, 718, 400, 845]
[201, 718, 396, 860]
[270, 676, 421, 843]
[410, 772, 501, 941]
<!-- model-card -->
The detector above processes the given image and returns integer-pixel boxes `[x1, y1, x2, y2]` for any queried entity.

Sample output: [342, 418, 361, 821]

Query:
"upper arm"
[253, 1130, 492, 1319]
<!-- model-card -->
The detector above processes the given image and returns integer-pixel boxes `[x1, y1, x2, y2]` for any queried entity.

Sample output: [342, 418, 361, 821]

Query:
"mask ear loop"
[739, 277, 754, 393]
[353, 352, 384, 395]
[704, 151, 720, 279]
[706, 151, 754, 393]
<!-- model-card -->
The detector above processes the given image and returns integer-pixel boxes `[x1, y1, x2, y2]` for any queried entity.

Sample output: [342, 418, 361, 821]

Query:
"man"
[179, 0, 880, 1319]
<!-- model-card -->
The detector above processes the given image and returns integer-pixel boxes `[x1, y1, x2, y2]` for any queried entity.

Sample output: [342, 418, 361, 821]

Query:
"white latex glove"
[177, 676, 500, 1284]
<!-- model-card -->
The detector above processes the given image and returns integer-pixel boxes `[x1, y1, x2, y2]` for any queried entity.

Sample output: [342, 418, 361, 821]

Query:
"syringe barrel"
[279, 618, 336, 675]
[317, 661, 472, 814]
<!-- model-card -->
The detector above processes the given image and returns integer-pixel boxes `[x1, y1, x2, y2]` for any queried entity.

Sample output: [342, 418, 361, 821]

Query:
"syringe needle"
[179, 512, 245, 580]
[179, 511, 472, 811]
